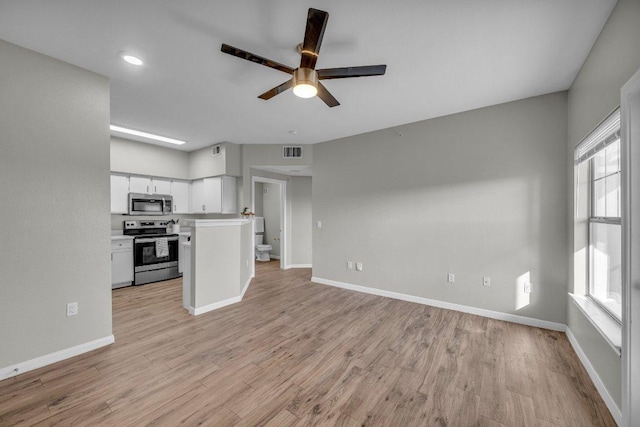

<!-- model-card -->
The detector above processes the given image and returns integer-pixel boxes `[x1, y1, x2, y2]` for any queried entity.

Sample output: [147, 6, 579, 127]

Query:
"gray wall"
[567, 0, 640, 412]
[189, 142, 241, 179]
[313, 92, 568, 324]
[110, 137, 190, 179]
[290, 177, 312, 266]
[254, 182, 264, 216]
[262, 183, 281, 257]
[0, 40, 112, 369]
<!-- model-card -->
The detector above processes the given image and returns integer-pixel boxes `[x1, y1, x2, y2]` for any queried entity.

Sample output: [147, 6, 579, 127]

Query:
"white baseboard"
[566, 327, 622, 425]
[0, 335, 114, 381]
[189, 274, 254, 316]
[286, 264, 312, 269]
[270, 255, 281, 260]
[310, 276, 566, 332]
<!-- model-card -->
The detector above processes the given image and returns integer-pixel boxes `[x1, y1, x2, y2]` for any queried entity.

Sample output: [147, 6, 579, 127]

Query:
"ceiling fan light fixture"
[292, 68, 318, 98]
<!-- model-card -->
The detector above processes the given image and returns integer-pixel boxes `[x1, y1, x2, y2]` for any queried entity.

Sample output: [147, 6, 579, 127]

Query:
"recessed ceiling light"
[110, 124, 186, 145]
[119, 52, 143, 66]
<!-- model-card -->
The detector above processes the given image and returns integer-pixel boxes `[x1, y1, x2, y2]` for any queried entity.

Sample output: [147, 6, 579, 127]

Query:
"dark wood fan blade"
[317, 65, 387, 80]
[316, 82, 340, 107]
[221, 44, 294, 74]
[258, 79, 294, 100]
[300, 8, 329, 69]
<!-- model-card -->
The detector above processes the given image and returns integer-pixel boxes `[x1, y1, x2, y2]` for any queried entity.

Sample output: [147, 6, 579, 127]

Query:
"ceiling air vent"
[212, 144, 222, 156]
[283, 146, 303, 159]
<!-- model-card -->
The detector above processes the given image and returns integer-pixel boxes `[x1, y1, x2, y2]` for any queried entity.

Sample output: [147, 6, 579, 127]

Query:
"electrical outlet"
[483, 276, 491, 287]
[356, 262, 363, 271]
[447, 273, 455, 283]
[317, 221, 322, 228]
[66, 302, 78, 317]
[524, 282, 532, 293]
[347, 261, 353, 269]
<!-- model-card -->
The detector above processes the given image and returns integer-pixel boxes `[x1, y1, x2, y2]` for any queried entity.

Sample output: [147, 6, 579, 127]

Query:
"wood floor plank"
[0, 260, 616, 426]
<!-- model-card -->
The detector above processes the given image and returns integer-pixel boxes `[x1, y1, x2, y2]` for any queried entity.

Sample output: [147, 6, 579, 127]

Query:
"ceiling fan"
[220, 8, 387, 107]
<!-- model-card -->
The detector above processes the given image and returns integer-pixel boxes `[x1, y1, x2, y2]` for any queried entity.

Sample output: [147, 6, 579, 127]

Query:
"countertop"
[111, 235, 134, 241]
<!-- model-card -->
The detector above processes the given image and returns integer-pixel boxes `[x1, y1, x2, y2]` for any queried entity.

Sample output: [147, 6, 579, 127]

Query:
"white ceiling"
[0, 0, 615, 152]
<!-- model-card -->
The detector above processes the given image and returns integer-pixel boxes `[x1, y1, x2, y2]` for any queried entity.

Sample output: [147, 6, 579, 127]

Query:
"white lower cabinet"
[178, 234, 190, 273]
[111, 238, 133, 288]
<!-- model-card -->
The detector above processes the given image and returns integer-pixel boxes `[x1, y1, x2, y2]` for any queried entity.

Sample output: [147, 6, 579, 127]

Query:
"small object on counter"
[241, 207, 255, 218]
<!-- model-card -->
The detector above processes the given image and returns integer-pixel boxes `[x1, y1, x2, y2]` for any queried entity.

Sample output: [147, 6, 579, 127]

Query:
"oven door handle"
[135, 237, 179, 243]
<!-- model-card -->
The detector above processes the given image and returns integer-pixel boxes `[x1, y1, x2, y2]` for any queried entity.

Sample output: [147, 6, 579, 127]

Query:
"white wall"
[290, 177, 312, 266]
[313, 92, 568, 324]
[189, 142, 241, 179]
[262, 183, 281, 257]
[110, 137, 190, 179]
[567, 0, 640, 413]
[0, 39, 112, 370]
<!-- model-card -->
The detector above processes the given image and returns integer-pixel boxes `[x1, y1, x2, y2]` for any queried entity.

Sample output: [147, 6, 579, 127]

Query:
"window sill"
[569, 293, 621, 356]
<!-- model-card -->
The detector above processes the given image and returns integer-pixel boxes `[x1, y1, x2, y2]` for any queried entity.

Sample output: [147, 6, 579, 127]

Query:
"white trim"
[0, 335, 114, 381]
[621, 66, 640, 427]
[189, 274, 254, 316]
[566, 327, 622, 426]
[569, 293, 621, 354]
[310, 277, 565, 331]
[251, 176, 288, 271]
[286, 264, 312, 269]
[189, 295, 242, 315]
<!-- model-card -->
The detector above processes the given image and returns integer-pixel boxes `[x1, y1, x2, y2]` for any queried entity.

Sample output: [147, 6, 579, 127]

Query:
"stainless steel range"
[123, 220, 180, 285]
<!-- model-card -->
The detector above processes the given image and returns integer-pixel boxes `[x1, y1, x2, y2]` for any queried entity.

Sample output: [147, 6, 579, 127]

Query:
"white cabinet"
[221, 176, 236, 214]
[110, 174, 130, 214]
[178, 234, 190, 273]
[129, 176, 171, 194]
[191, 176, 236, 214]
[171, 180, 191, 214]
[111, 238, 133, 288]
[152, 178, 171, 195]
[129, 176, 152, 194]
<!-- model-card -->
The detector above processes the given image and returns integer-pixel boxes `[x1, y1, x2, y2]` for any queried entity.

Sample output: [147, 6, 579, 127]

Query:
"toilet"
[254, 217, 272, 262]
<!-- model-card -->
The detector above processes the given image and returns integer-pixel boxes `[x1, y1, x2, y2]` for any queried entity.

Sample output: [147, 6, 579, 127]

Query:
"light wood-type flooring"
[1, 261, 615, 426]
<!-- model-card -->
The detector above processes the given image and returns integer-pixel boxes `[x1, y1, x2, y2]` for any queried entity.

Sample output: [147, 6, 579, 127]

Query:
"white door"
[191, 179, 205, 213]
[129, 176, 152, 194]
[204, 177, 222, 213]
[152, 178, 171, 195]
[171, 180, 191, 214]
[110, 174, 129, 213]
[221, 176, 237, 214]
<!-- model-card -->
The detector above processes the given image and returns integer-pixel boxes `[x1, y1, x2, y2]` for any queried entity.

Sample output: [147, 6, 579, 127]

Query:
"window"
[576, 109, 622, 322]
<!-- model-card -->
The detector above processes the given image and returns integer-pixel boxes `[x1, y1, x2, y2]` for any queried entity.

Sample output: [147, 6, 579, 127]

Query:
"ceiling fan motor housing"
[293, 68, 319, 98]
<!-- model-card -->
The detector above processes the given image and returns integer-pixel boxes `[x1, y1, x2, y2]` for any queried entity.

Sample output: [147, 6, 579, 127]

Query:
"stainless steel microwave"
[128, 193, 173, 216]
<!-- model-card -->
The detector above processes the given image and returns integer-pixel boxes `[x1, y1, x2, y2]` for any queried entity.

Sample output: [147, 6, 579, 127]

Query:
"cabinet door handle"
[174, 204, 177, 211]
[155, 186, 157, 193]
[146, 185, 149, 193]
[202, 204, 206, 212]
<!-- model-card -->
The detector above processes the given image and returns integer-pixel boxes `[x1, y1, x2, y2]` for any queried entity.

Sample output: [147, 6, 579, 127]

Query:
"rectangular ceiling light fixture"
[110, 124, 186, 145]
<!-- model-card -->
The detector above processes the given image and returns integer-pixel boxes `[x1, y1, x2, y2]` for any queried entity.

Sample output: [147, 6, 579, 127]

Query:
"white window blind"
[575, 109, 621, 164]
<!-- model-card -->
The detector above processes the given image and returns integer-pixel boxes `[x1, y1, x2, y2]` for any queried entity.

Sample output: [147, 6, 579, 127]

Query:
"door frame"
[621, 67, 640, 427]
[251, 176, 287, 271]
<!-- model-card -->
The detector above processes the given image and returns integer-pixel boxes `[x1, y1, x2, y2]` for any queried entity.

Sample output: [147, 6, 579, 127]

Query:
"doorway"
[252, 176, 287, 272]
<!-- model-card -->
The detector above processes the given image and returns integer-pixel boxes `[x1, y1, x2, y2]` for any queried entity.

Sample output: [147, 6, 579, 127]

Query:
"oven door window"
[134, 240, 178, 266]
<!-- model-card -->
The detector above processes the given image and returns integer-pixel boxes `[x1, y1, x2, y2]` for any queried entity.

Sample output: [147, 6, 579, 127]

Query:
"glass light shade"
[292, 68, 319, 99]
[293, 83, 318, 98]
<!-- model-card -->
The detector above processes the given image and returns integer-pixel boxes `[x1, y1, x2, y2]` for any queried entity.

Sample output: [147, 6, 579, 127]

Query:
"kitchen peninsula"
[182, 219, 253, 315]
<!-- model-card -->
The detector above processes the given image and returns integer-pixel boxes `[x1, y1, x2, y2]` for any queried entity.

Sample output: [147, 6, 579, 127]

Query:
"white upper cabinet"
[129, 176, 152, 194]
[171, 180, 191, 214]
[152, 178, 171, 195]
[110, 174, 129, 214]
[129, 176, 172, 194]
[221, 176, 237, 214]
[191, 176, 236, 214]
